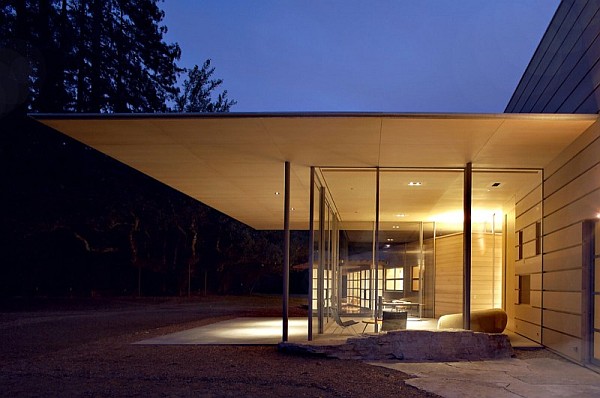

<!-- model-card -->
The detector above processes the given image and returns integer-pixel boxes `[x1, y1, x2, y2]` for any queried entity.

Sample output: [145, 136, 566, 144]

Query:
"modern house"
[32, 0, 600, 367]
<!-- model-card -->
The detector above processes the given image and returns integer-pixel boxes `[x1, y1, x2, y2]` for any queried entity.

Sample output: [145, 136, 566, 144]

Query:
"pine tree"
[175, 60, 237, 113]
[0, 0, 234, 114]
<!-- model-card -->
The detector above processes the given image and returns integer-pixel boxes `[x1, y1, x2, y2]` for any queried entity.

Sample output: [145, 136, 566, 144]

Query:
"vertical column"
[419, 221, 424, 319]
[308, 167, 315, 341]
[463, 162, 472, 330]
[318, 187, 325, 334]
[374, 168, 380, 333]
[282, 161, 290, 342]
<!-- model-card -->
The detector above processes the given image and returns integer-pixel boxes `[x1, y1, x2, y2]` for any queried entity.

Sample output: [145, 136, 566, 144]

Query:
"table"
[382, 301, 422, 317]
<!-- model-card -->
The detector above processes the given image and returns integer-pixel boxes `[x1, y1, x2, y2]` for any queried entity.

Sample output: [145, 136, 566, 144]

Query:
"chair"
[330, 307, 359, 335]
[361, 296, 384, 333]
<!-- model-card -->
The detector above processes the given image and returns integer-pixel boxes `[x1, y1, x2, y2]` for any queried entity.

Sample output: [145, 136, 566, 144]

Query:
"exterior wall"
[594, 221, 600, 362]
[512, 184, 543, 343]
[542, 119, 600, 363]
[506, 0, 600, 113]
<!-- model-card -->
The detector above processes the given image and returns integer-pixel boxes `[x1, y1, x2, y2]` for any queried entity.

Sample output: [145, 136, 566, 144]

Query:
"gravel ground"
[0, 296, 442, 397]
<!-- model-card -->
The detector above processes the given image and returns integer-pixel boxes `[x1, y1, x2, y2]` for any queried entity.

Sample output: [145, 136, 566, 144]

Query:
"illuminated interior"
[311, 166, 542, 334]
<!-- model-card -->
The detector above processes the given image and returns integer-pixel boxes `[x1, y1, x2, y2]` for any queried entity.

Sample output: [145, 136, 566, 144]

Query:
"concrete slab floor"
[134, 317, 540, 347]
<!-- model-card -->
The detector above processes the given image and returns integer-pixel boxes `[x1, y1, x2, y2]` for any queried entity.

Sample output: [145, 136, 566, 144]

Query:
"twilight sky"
[161, 0, 560, 113]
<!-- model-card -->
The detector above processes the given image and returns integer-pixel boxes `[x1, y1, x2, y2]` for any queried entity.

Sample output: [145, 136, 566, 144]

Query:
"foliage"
[0, 0, 234, 114]
[175, 60, 237, 112]
[0, 2, 307, 298]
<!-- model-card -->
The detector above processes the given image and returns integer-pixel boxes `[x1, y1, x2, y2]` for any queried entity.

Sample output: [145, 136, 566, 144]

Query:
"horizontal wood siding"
[506, 0, 600, 114]
[512, 183, 543, 343]
[541, 120, 600, 363]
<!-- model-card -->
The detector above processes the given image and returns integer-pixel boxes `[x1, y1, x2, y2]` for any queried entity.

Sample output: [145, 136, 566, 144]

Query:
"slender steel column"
[374, 168, 380, 333]
[282, 161, 291, 342]
[419, 221, 424, 319]
[307, 167, 315, 341]
[463, 162, 472, 330]
[317, 187, 325, 334]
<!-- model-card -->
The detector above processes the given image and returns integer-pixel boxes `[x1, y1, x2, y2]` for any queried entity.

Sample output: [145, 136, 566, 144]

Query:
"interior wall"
[434, 232, 502, 318]
[504, 205, 517, 331]
[541, 120, 600, 363]
[471, 232, 503, 311]
[434, 233, 463, 317]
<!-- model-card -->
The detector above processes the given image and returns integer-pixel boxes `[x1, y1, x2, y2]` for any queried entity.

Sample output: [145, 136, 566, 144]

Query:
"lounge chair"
[330, 307, 359, 335]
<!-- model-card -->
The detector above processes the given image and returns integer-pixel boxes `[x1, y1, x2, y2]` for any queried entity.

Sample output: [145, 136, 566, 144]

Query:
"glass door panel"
[379, 169, 463, 322]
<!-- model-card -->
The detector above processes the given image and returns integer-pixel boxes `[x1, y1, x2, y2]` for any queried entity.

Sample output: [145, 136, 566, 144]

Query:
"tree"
[0, 1, 235, 114]
[174, 60, 237, 113]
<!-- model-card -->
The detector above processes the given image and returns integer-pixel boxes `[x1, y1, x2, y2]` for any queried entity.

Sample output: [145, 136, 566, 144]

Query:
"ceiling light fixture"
[275, 192, 280, 195]
[387, 238, 394, 242]
[395, 213, 405, 218]
[408, 182, 422, 186]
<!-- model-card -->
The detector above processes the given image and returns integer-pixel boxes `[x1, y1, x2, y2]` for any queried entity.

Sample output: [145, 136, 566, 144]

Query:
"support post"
[283, 161, 291, 342]
[318, 187, 325, 334]
[374, 167, 380, 333]
[463, 162, 472, 330]
[308, 167, 315, 341]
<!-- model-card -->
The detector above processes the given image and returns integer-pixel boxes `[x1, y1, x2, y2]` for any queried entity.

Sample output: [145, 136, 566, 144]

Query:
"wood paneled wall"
[542, 120, 600, 363]
[434, 232, 502, 318]
[513, 184, 543, 343]
[434, 234, 463, 317]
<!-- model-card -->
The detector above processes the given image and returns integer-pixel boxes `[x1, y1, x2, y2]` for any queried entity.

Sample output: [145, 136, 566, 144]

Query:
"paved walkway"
[372, 358, 600, 398]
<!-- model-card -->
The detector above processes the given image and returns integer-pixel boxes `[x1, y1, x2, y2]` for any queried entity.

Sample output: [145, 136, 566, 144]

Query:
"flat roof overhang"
[32, 112, 598, 230]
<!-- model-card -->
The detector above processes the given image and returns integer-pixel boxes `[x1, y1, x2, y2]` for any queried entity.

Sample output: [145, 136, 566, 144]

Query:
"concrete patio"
[133, 316, 600, 397]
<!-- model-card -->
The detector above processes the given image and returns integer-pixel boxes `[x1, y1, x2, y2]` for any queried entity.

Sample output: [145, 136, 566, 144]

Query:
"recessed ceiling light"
[408, 182, 422, 186]
[387, 238, 394, 242]
[395, 214, 405, 218]
[275, 192, 280, 195]
[291, 207, 295, 211]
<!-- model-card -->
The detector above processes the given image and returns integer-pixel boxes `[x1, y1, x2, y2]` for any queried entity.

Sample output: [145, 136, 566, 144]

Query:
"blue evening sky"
[161, 0, 560, 113]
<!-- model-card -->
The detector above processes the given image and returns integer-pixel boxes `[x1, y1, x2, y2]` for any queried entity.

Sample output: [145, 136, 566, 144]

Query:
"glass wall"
[314, 168, 464, 322]
[310, 166, 542, 333]
[311, 173, 340, 333]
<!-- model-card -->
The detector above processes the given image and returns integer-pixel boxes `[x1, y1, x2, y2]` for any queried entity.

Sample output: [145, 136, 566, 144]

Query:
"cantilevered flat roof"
[33, 113, 597, 230]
